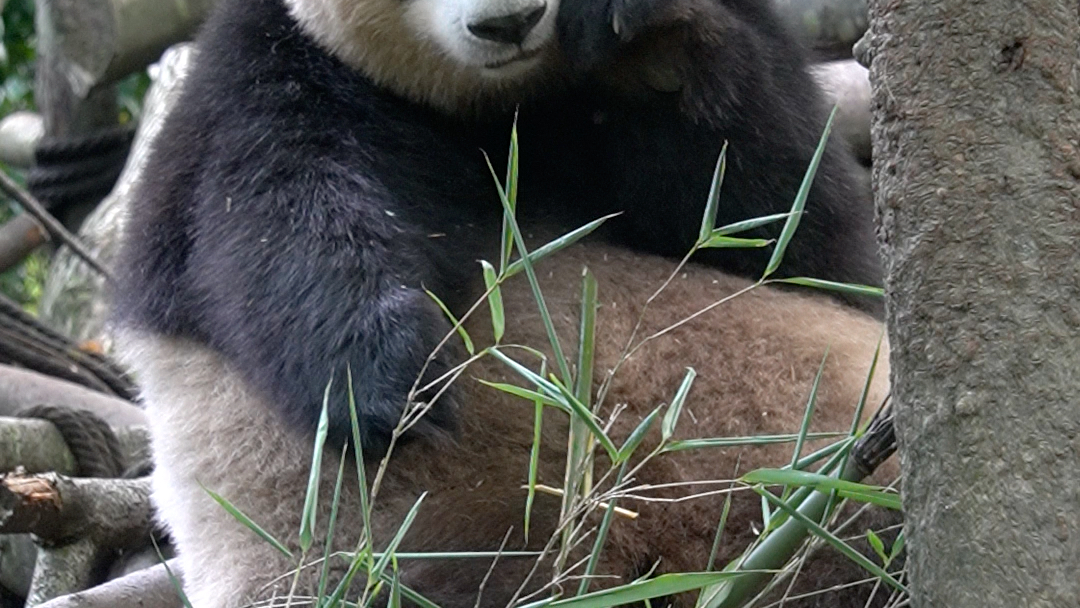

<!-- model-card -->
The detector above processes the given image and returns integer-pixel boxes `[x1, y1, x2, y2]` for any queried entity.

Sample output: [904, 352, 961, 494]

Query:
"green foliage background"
[0, 0, 149, 308]
[0, 0, 41, 307]
[0, 0, 35, 116]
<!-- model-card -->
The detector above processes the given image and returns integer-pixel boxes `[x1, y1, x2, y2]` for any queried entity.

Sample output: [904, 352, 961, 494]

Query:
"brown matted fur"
[118, 241, 897, 608]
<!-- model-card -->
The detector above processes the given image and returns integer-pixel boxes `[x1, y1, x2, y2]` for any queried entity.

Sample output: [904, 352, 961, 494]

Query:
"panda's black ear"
[556, 0, 666, 71]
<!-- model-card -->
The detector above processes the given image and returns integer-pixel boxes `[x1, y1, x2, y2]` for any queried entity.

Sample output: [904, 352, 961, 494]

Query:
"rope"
[27, 126, 135, 211]
[17, 404, 126, 478]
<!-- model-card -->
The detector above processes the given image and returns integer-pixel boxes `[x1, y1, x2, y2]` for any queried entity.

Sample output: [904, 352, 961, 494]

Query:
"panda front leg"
[558, 0, 882, 305]
[187, 177, 476, 457]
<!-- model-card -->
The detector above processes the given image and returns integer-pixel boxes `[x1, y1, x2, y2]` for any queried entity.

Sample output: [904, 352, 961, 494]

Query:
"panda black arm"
[559, 0, 882, 312]
[180, 156, 474, 456]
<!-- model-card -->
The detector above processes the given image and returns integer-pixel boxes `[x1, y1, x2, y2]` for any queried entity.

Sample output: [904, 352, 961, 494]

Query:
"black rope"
[0, 293, 138, 400]
[27, 126, 135, 211]
[17, 404, 126, 478]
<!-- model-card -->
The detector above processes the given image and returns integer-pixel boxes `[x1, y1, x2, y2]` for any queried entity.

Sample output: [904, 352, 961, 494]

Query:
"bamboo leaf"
[525, 377, 546, 541]
[300, 384, 332, 553]
[710, 212, 791, 237]
[476, 379, 569, 413]
[481, 261, 505, 343]
[662, 368, 696, 441]
[551, 375, 618, 461]
[753, 487, 907, 594]
[741, 469, 901, 510]
[775, 276, 885, 298]
[426, 288, 475, 355]
[700, 235, 772, 249]
[505, 215, 617, 279]
[698, 142, 729, 243]
[617, 405, 664, 463]
[662, 432, 844, 453]
[866, 529, 887, 565]
[523, 571, 762, 608]
[763, 105, 838, 279]
[202, 485, 292, 559]
[484, 153, 572, 383]
[790, 348, 829, 473]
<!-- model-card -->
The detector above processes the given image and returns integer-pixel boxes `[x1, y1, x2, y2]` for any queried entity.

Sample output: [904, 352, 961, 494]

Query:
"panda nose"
[467, 5, 546, 45]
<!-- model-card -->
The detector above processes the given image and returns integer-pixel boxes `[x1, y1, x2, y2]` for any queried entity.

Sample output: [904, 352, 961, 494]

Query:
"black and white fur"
[118, 240, 897, 608]
[114, 0, 878, 469]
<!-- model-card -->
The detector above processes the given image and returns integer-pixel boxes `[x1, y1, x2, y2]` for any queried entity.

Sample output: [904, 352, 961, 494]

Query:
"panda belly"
[119, 240, 894, 608]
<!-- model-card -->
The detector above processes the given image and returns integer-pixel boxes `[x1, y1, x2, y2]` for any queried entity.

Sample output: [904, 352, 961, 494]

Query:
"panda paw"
[271, 288, 462, 459]
[556, 0, 665, 70]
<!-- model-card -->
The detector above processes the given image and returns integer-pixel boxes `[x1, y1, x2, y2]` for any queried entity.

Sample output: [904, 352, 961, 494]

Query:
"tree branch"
[0, 365, 146, 427]
[0, 474, 153, 546]
[0, 168, 112, 280]
[36, 559, 183, 608]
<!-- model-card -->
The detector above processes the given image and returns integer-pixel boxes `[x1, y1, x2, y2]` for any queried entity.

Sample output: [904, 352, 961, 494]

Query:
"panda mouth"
[484, 48, 542, 70]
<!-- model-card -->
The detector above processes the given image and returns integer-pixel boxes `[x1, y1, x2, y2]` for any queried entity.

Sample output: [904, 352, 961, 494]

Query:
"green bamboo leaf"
[790, 348, 828, 473]
[524, 571, 760, 608]
[484, 153, 572, 383]
[710, 212, 791, 237]
[327, 492, 430, 607]
[347, 368, 375, 561]
[300, 383, 332, 553]
[577, 461, 629, 596]
[525, 379, 545, 541]
[481, 261, 505, 343]
[202, 485, 292, 558]
[153, 536, 193, 608]
[890, 530, 906, 560]
[705, 490, 733, 572]
[500, 117, 520, 272]
[370, 493, 427, 582]
[575, 268, 598, 407]
[504, 215, 617, 279]
[753, 487, 907, 594]
[789, 437, 852, 472]
[425, 288, 475, 355]
[662, 368, 696, 441]
[388, 579, 442, 608]
[775, 276, 885, 298]
[741, 469, 901, 510]
[698, 142, 729, 243]
[316, 444, 350, 600]
[763, 105, 838, 279]
[388, 568, 403, 608]
[476, 379, 569, 412]
[836, 488, 903, 511]
[866, 529, 887, 564]
[617, 405, 664, 463]
[700, 235, 772, 249]
[662, 432, 844, 453]
[487, 348, 566, 405]
[337, 550, 540, 560]
[848, 333, 885, 440]
[551, 375, 618, 461]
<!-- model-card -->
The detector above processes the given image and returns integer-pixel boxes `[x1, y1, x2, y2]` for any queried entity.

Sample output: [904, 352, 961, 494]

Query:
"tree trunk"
[867, 1, 1080, 606]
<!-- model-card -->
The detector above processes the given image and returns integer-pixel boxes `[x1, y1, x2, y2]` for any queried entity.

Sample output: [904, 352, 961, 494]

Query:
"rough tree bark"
[867, 1, 1080, 606]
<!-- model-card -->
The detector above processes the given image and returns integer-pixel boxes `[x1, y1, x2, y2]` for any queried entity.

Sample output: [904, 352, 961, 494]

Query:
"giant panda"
[118, 239, 897, 608]
[113, 0, 882, 459]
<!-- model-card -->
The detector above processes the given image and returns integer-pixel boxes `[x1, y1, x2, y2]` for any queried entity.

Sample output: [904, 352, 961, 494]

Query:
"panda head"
[283, 0, 564, 112]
